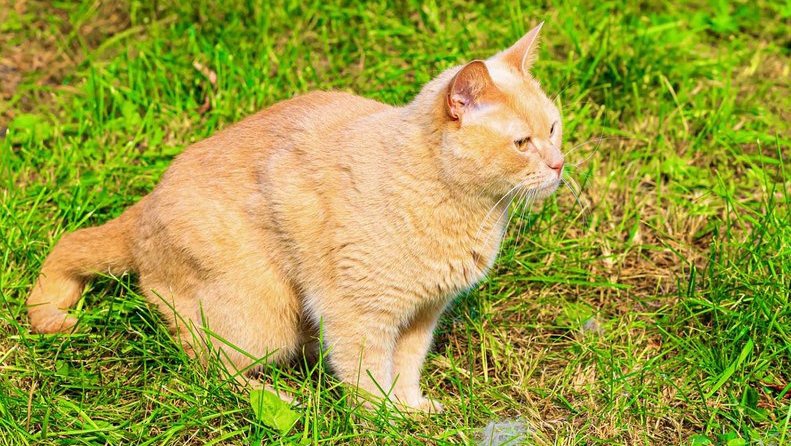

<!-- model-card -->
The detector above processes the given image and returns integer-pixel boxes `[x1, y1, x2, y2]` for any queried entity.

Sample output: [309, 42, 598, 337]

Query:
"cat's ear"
[446, 60, 497, 121]
[499, 21, 543, 74]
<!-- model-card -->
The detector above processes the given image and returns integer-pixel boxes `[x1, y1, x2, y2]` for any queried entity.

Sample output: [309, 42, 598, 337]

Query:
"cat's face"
[438, 23, 564, 200]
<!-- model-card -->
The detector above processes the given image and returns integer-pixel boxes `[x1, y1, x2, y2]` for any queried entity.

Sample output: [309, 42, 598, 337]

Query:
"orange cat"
[28, 23, 563, 412]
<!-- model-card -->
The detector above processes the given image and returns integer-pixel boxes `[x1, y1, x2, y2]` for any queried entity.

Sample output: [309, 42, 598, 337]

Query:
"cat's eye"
[550, 121, 558, 137]
[514, 137, 531, 151]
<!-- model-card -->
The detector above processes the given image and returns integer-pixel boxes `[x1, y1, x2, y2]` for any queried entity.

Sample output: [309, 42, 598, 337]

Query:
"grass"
[1, 0, 789, 444]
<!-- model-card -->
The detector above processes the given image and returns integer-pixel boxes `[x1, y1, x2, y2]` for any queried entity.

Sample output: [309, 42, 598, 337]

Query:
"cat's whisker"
[504, 187, 529, 244]
[471, 181, 525, 246]
[570, 140, 606, 169]
[560, 176, 581, 207]
[550, 82, 574, 103]
[561, 176, 589, 225]
[564, 174, 583, 196]
[563, 136, 609, 160]
[475, 195, 517, 258]
[516, 189, 539, 246]
[511, 190, 530, 248]
[490, 183, 528, 240]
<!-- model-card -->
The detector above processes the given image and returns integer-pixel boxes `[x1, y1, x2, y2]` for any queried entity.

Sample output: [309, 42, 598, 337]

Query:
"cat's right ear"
[446, 60, 497, 121]
[499, 21, 543, 75]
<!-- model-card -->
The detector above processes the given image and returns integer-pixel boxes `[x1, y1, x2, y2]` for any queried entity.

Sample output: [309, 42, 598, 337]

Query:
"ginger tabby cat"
[28, 23, 563, 413]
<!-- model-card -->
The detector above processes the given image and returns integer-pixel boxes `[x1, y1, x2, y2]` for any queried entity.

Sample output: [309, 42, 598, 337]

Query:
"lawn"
[1, 0, 789, 444]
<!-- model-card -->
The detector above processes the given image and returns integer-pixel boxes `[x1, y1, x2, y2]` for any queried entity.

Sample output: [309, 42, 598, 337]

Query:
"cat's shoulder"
[275, 90, 390, 116]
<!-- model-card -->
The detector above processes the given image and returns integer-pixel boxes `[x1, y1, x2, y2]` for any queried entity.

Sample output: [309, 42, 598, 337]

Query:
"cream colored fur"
[27, 23, 563, 413]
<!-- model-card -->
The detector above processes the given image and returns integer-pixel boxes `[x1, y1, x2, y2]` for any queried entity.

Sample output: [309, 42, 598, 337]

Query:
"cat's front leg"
[322, 310, 398, 404]
[392, 301, 446, 413]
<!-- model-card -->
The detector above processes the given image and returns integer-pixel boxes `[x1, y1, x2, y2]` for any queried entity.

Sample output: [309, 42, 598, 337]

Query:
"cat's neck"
[385, 101, 511, 251]
[398, 84, 504, 209]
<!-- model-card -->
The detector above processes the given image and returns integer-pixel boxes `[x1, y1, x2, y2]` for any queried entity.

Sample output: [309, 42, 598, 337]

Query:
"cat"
[27, 22, 563, 413]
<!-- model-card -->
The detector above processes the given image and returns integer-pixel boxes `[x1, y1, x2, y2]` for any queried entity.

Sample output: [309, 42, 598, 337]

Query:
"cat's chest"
[407, 216, 506, 301]
[331, 191, 509, 306]
[437, 243, 498, 295]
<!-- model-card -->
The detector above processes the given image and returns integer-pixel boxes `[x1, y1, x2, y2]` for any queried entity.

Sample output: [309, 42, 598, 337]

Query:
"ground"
[0, 0, 789, 444]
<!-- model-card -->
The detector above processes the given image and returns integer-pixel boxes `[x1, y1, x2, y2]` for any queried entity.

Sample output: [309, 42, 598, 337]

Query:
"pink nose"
[549, 159, 564, 175]
[538, 142, 564, 176]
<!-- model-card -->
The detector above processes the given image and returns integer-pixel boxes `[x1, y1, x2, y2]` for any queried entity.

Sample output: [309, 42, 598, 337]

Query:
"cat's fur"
[28, 23, 563, 412]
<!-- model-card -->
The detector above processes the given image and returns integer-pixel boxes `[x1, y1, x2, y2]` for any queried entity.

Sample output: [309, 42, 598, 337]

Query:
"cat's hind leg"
[192, 271, 304, 375]
[139, 260, 304, 379]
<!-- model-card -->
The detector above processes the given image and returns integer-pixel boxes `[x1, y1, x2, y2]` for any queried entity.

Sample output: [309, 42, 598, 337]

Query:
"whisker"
[500, 188, 526, 249]
[563, 136, 611, 159]
[472, 181, 523, 248]
[561, 176, 589, 225]
[550, 83, 574, 103]
[565, 174, 584, 197]
[571, 139, 607, 169]
[513, 189, 536, 248]
[560, 176, 581, 209]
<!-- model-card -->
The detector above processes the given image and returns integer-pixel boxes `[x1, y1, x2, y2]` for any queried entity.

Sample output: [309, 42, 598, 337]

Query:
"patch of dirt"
[0, 0, 131, 120]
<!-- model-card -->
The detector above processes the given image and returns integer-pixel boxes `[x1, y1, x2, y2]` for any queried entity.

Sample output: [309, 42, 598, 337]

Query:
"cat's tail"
[27, 200, 144, 333]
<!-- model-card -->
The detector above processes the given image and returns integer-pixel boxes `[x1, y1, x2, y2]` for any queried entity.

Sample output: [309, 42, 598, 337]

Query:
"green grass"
[1, 0, 789, 444]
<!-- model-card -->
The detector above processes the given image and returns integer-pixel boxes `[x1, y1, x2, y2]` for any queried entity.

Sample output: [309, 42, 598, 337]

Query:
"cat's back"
[143, 91, 392, 216]
[152, 91, 390, 201]
[209, 91, 389, 155]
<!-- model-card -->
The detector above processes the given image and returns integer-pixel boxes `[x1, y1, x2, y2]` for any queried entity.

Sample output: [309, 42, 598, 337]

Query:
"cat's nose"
[541, 145, 564, 176]
[548, 158, 564, 175]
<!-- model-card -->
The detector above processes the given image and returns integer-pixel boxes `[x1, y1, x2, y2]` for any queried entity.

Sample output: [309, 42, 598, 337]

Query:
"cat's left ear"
[498, 21, 543, 75]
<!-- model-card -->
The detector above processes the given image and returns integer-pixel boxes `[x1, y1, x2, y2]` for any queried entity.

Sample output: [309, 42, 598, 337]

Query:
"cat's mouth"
[531, 177, 561, 199]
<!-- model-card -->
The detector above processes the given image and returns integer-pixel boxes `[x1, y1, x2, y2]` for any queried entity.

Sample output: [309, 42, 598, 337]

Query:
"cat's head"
[431, 23, 563, 200]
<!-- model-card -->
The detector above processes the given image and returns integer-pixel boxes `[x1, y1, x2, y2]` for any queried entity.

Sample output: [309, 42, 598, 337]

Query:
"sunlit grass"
[1, 0, 788, 444]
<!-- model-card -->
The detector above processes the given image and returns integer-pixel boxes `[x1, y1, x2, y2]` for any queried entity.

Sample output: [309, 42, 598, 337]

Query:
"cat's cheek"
[550, 132, 562, 149]
[508, 156, 539, 184]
